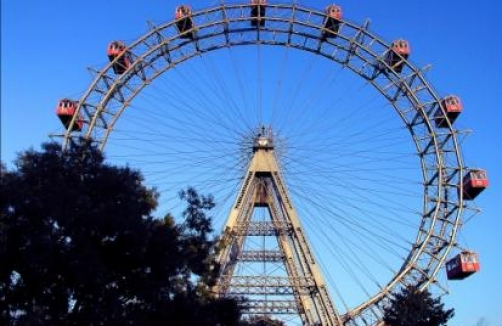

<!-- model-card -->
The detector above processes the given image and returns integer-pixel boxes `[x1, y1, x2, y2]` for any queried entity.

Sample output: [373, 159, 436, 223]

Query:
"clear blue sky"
[2, 1, 501, 325]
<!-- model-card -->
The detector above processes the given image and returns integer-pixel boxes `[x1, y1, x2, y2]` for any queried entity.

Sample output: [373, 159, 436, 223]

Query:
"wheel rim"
[60, 3, 465, 324]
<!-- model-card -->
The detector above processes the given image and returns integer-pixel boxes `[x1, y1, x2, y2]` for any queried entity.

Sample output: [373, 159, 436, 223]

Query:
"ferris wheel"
[54, 2, 488, 325]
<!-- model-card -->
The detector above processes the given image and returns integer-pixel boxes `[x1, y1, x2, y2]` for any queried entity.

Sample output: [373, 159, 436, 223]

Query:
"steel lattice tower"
[213, 128, 342, 325]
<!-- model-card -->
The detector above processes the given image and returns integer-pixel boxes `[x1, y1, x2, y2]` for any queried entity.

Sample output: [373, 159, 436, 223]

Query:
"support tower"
[214, 127, 343, 325]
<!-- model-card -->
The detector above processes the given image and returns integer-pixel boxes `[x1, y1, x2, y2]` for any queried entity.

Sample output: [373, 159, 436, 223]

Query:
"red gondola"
[446, 251, 480, 280]
[175, 5, 195, 39]
[250, 0, 267, 27]
[461, 169, 488, 200]
[434, 96, 463, 128]
[384, 39, 410, 73]
[56, 99, 83, 131]
[255, 183, 269, 207]
[322, 5, 342, 39]
[107, 41, 132, 75]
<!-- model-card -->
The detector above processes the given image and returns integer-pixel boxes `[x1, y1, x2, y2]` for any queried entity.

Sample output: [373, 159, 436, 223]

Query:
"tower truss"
[214, 128, 342, 325]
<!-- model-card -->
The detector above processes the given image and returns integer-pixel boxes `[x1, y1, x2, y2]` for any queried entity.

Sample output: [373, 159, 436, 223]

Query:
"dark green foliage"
[383, 285, 455, 326]
[0, 140, 242, 326]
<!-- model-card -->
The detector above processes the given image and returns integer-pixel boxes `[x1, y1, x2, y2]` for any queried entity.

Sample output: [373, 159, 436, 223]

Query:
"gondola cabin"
[384, 39, 410, 73]
[434, 96, 463, 128]
[461, 169, 488, 200]
[107, 41, 132, 75]
[250, 0, 267, 27]
[56, 99, 83, 131]
[322, 5, 342, 39]
[254, 184, 269, 207]
[446, 251, 480, 280]
[175, 5, 195, 39]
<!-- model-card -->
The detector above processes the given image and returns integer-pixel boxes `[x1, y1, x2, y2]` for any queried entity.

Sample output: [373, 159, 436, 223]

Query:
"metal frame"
[58, 3, 469, 325]
[213, 136, 342, 325]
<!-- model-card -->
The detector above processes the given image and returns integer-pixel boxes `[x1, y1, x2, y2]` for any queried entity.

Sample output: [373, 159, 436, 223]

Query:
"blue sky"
[2, 1, 501, 325]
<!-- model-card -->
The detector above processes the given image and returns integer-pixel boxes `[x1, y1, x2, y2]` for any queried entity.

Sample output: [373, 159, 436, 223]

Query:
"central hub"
[253, 126, 274, 152]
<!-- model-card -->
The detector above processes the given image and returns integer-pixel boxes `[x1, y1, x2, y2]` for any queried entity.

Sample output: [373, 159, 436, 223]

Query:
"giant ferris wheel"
[53, 2, 488, 325]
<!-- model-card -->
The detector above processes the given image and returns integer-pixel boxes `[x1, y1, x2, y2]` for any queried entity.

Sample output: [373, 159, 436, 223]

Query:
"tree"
[0, 140, 243, 326]
[383, 285, 455, 326]
[240, 315, 286, 326]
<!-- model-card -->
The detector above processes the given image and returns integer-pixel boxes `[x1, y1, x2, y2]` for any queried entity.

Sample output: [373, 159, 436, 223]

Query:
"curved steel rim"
[61, 3, 465, 324]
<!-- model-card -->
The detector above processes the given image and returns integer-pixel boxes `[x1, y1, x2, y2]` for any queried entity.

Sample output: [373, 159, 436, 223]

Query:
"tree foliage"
[240, 315, 286, 326]
[0, 140, 243, 326]
[383, 285, 455, 326]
